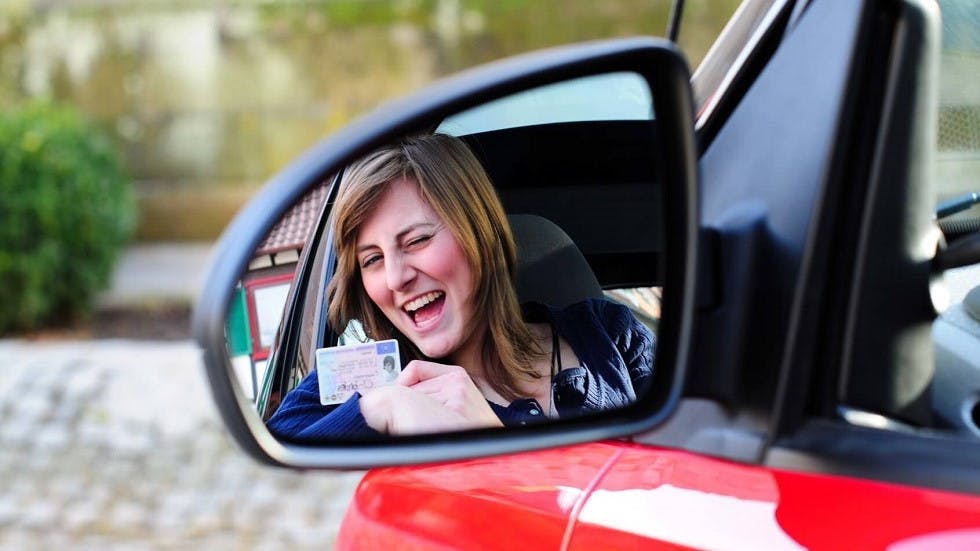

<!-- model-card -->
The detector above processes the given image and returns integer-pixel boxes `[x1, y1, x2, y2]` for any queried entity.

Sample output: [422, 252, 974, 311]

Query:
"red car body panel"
[338, 441, 980, 550]
[337, 444, 616, 550]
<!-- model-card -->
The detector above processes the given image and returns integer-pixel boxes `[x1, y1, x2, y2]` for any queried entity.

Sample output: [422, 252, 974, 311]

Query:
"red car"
[194, 0, 980, 548]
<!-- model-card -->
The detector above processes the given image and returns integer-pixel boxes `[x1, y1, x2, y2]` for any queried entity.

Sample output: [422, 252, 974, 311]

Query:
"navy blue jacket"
[266, 298, 655, 442]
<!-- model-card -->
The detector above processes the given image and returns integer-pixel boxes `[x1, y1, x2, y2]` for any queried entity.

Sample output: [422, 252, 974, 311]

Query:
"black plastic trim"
[769, 420, 980, 495]
[761, 0, 980, 497]
[766, 0, 891, 444]
[836, 0, 942, 425]
[689, 0, 869, 418]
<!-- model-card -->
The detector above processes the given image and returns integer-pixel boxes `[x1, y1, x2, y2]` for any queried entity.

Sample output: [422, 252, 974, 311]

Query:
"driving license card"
[315, 340, 400, 405]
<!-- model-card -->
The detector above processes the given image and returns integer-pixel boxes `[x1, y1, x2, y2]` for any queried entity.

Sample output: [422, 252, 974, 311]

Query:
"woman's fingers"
[384, 359, 502, 429]
[401, 360, 478, 401]
[396, 359, 462, 387]
[359, 385, 496, 435]
[401, 361, 502, 427]
[410, 371, 473, 396]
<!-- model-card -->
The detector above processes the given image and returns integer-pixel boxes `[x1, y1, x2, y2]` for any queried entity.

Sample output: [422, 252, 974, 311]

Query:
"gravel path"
[0, 339, 363, 550]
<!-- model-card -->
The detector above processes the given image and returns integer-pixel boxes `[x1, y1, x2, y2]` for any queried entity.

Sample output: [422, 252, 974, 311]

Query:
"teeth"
[404, 291, 443, 312]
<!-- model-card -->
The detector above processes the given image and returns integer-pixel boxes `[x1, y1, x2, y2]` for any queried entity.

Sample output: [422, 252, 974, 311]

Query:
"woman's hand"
[358, 360, 503, 435]
[359, 385, 470, 435]
[396, 360, 503, 429]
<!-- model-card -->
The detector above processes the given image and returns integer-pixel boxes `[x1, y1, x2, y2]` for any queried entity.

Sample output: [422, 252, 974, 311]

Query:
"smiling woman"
[265, 134, 655, 440]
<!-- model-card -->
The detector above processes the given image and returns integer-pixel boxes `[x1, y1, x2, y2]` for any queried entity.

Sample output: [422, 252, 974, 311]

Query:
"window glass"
[934, 0, 980, 304]
[604, 287, 662, 334]
[931, 0, 980, 439]
[437, 72, 653, 136]
[936, 0, 980, 210]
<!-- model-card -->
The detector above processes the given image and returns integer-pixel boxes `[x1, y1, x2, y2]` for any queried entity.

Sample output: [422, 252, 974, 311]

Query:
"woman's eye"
[361, 254, 382, 268]
[406, 235, 431, 248]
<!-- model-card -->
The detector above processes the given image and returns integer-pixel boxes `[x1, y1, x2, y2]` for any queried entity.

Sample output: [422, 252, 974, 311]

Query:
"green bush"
[0, 101, 135, 334]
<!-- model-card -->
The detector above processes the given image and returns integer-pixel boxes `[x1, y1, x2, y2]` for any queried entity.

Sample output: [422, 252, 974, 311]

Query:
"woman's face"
[355, 177, 481, 362]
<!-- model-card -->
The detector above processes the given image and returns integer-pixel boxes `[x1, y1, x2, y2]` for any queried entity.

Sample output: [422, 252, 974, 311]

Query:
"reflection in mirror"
[225, 183, 329, 407]
[226, 71, 666, 443]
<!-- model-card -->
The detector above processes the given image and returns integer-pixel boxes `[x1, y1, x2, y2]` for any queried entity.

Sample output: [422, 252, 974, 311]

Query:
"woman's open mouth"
[404, 291, 446, 326]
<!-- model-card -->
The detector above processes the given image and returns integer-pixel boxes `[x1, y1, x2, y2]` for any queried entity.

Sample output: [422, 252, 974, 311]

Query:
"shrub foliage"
[0, 102, 134, 334]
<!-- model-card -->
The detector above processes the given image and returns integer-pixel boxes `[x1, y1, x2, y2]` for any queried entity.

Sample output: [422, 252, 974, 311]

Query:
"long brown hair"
[326, 134, 544, 400]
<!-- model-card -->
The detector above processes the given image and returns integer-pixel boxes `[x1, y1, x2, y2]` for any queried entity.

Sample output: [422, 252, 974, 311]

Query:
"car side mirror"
[193, 37, 698, 469]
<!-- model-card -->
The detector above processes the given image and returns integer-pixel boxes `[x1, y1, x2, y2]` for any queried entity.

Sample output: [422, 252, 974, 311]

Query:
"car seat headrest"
[507, 214, 603, 308]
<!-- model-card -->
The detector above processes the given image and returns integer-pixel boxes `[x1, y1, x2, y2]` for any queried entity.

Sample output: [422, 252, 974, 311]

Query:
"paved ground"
[1, 244, 364, 549]
[0, 339, 363, 550]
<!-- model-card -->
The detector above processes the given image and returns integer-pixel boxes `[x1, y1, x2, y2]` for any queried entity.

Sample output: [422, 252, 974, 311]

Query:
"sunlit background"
[0, 0, 740, 241]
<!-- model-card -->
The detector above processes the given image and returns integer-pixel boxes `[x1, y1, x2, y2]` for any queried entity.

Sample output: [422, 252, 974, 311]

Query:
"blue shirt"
[266, 298, 655, 442]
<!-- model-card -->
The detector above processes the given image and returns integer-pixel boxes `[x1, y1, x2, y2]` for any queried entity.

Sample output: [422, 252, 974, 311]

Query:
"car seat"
[507, 214, 603, 308]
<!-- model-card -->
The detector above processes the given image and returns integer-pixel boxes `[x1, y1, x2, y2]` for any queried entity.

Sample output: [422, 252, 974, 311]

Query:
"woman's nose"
[385, 254, 416, 291]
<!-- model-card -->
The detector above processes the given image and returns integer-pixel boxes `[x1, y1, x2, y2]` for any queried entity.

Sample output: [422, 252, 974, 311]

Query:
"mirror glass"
[224, 71, 666, 443]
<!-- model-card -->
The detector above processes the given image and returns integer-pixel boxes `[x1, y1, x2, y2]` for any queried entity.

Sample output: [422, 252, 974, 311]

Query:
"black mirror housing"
[192, 37, 699, 469]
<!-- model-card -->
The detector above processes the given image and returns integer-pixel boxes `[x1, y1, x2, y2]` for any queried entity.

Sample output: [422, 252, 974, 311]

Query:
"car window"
[436, 72, 653, 136]
[239, 181, 331, 418]
[604, 287, 662, 334]
[934, 0, 980, 307]
[935, 0, 980, 213]
[931, 0, 980, 438]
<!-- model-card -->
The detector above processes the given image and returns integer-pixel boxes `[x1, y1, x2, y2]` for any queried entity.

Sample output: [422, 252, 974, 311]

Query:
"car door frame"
[633, 0, 980, 496]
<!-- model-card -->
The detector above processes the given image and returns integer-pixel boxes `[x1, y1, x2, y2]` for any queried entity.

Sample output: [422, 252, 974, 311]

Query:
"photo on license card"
[316, 339, 401, 405]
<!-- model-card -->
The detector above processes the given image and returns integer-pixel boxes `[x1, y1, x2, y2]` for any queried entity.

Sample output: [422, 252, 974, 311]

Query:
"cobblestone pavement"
[0, 339, 363, 550]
